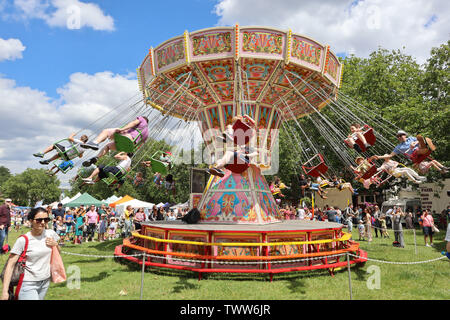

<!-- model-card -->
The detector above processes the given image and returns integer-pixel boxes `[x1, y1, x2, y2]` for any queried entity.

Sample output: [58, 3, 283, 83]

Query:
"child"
[132, 172, 145, 187]
[14, 214, 22, 232]
[378, 155, 427, 184]
[331, 175, 355, 194]
[413, 159, 449, 175]
[358, 220, 365, 241]
[108, 218, 118, 240]
[307, 178, 328, 199]
[351, 157, 372, 177]
[153, 172, 162, 187]
[34, 133, 88, 165]
[97, 214, 107, 242]
[380, 216, 390, 238]
[74, 213, 84, 244]
[344, 124, 371, 153]
[55, 217, 66, 245]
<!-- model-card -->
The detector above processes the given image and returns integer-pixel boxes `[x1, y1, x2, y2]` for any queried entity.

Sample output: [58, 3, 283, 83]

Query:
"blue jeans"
[18, 279, 50, 300]
[0, 227, 8, 249]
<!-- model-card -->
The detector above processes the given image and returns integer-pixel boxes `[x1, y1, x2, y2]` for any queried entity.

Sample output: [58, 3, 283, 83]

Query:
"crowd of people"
[1, 202, 190, 247]
[275, 202, 449, 249]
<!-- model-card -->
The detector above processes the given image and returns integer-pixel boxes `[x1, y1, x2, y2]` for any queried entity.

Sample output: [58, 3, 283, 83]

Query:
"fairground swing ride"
[39, 25, 438, 279]
[111, 25, 391, 279]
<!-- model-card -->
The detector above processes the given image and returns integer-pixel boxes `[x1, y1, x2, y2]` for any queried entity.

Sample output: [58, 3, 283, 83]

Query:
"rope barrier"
[59, 248, 447, 266]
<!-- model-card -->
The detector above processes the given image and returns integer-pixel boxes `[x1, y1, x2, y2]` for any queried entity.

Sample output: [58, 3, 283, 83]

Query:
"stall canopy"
[109, 195, 134, 208]
[105, 195, 121, 204]
[115, 199, 155, 215]
[64, 193, 106, 207]
[62, 192, 81, 205]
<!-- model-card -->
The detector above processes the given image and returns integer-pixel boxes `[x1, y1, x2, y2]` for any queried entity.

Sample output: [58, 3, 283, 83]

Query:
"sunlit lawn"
[2, 224, 448, 300]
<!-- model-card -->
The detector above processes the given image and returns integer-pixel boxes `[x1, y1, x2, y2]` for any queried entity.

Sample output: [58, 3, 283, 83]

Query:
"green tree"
[2, 169, 61, 206]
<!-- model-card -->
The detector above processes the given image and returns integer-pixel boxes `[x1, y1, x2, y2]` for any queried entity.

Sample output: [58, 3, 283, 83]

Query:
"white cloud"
[0, 72, 139, 181]
[13, 0, 115, 31]
[0, 38, 26, 61]
[214, 0, 450, 63]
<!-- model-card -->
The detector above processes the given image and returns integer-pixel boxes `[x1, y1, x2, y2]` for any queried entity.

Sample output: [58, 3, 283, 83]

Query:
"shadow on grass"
[52, 271, 111, 288]
[171, 276, 200, 294]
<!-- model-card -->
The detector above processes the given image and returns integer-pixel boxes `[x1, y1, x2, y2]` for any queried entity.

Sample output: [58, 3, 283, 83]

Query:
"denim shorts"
[18, 278, 51, 300]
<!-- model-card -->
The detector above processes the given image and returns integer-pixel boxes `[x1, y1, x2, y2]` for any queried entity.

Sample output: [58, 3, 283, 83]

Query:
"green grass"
[2, 226, 449, 300]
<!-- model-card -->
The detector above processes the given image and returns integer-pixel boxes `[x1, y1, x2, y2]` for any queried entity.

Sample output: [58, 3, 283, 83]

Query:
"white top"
[118, 156, 131, 171]
[11, 229, 60, 282]
[297, 208, 305, 220]
[445, 223, 450, 242]
[63, 139, 83, 160]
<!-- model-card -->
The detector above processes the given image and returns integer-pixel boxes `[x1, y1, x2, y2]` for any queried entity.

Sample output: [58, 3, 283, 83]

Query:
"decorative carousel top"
[137, 25, 343, 122]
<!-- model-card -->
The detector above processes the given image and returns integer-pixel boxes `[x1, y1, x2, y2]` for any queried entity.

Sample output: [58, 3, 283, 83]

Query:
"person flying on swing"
[344, 123, 371, 153]
[377, 154, 427, 184]
[208, 114, 257, 177]
[373, 130, 435, 164]
[82, 152, 132, 188]
[33, 133, 88, 165]
[82, 116, 149, 167]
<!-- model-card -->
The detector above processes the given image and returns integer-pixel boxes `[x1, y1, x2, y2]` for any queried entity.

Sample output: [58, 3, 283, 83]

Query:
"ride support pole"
[346, 252, 353, 300]
[140, 252, 146, 300]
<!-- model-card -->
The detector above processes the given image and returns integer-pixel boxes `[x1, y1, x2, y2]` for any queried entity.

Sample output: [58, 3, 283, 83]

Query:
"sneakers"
[82, 157, 98, 167]
[39, 159, 51, 165]
[207, 167, 225, 177]
[82, 178, 95, 184]
[425, 243, 431, 247]
[33, 152, 44, 158]
[81, 141, 100, 151]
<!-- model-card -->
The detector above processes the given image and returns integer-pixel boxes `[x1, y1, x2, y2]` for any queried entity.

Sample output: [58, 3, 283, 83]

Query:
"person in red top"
[0, 199, 12, 253]
[421, 209, 435, 247]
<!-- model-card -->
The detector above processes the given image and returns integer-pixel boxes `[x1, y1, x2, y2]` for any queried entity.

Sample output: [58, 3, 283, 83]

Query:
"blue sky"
[0, 0, 220, 98]
[0, 0, 448, 179]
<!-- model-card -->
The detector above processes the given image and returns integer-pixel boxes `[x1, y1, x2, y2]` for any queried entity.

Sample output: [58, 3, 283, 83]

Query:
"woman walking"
[363, 208, 373, 242]
[392, 207, 405, 248]
[421, 210, 435, 247]
[1, 207, 60, 300]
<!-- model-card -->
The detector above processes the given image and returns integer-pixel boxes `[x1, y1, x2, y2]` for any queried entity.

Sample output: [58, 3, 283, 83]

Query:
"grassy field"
[1, 225, 449, 300]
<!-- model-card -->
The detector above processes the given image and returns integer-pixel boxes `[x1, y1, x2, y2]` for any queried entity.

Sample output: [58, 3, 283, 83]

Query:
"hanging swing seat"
[52, 159, 74, 174]
[113, 128, 143, 153]
[354, 126, 376, 152]
[354, 159, 378, 180]
[411, 150, 432, 165]
[302, 154, 329, 178]
[53, 139, 82, 161]
[224, 152, 250, 174]
[232, 119, 254, 145]
[150, 151, 173, 175]
[102, 166, 128, 187]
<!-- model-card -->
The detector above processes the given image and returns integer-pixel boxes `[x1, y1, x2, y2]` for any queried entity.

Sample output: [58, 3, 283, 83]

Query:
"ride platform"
[114, 219, 367, 280]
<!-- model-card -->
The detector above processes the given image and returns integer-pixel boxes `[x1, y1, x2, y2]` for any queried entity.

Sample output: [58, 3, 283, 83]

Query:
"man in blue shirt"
[52, 203, 65, 231]
[374, 130, 435, 163]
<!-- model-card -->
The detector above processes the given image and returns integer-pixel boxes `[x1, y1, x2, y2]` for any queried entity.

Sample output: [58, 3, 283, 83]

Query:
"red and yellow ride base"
[114, 220, 367, 280]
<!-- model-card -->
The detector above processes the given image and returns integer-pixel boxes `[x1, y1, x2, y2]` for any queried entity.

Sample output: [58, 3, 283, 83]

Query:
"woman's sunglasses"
[34, 218, 50, 223]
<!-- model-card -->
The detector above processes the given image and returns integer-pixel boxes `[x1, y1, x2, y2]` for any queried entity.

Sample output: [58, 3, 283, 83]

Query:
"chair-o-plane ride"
[114, 25, 376, 279]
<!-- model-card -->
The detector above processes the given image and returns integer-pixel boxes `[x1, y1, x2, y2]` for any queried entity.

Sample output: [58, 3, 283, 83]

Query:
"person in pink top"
[85, 205, 99, 242]
[421, 210, 435, 247]
[82, 116, 149, 167]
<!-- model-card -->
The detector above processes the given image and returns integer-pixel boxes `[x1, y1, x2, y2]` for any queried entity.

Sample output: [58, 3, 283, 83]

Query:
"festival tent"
[105, 195, 121, 204]
[156, 202, 165, 208]
[60, 196, 71, 205]
[115, 199, 155, 215]
[63, 193, 106, 207]
[170, 201, 189, 209]
[109, 195, 134, 208]
[62, 192, 82, 205]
